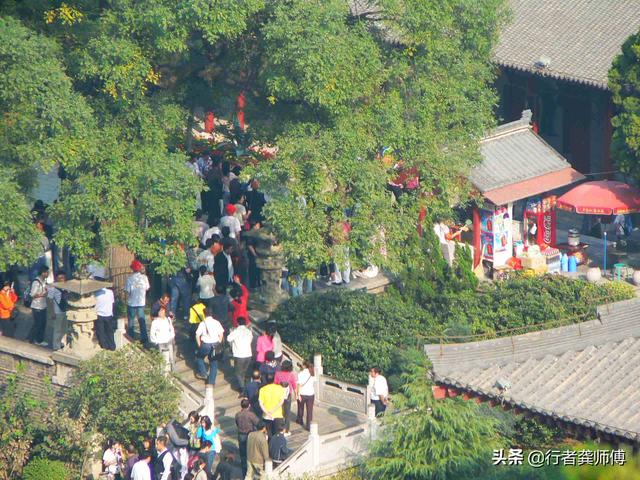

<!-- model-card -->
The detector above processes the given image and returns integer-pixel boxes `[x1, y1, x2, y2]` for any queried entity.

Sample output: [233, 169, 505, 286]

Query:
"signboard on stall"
[480, 209, 494, 260]
[480, 205, 513, 266]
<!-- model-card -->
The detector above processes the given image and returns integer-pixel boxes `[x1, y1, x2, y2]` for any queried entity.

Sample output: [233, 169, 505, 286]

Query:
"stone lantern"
[51, 277, 112, 361]
[244, 228, 288, 312]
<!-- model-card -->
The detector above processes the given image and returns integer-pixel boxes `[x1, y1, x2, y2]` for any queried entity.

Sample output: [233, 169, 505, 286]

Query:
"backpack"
[156, 450, 181, 480]
[23, 279, 41, 308]
[23, 287, 33, 308]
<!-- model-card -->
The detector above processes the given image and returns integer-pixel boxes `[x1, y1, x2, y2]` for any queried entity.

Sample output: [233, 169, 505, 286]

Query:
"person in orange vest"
[0, 281, 18, 337]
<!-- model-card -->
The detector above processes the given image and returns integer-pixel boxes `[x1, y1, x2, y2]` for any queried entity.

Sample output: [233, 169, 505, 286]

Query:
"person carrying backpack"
[27, 265, 49, 346]
[154, 436, 181, 480]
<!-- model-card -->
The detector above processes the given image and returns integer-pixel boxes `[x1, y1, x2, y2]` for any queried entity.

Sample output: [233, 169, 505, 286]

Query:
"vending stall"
[468, 111, 584, 277]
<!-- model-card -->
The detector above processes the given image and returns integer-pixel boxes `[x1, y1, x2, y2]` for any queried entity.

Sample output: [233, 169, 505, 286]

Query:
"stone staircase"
[172, 322, 311, 477]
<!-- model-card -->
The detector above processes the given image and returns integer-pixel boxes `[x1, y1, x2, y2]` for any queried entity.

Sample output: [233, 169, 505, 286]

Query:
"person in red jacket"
[0, 281, 18, 337]
[229, 277, 249, 328]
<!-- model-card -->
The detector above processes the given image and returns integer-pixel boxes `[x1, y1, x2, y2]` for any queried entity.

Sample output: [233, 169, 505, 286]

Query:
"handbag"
[211, 342, 224, 361]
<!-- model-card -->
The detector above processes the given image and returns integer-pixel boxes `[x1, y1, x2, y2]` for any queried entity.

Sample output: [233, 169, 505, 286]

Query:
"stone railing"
[318, 376, 370, 415]
[270, 406, 380, 479]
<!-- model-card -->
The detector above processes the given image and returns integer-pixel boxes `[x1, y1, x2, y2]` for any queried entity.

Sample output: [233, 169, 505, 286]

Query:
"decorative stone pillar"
[52, 278, 113, 361]
[245, 229, 288, 312]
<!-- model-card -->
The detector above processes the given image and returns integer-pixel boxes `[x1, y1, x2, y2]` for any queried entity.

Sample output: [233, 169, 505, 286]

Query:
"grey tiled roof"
[471, 112, 572, 193]
[425, 297, 640, 442]
[494, 0, 640, 89]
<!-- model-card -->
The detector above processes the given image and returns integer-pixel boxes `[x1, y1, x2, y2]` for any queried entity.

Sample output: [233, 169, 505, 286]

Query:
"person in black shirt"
[243, 370, 262, 417]
[246, 179, 266, 224]
[268, 424, 292, 467]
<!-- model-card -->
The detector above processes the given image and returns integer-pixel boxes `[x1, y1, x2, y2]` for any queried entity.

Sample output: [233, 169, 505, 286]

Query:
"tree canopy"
[610, 30, 640, 178]
[365, 352, 500, 479]
[0, 0, 507, 273]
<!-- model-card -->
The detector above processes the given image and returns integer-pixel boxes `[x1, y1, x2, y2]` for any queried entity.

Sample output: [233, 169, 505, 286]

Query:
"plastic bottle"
[568, 255, 577, 273]
[561, 253, 569, 272]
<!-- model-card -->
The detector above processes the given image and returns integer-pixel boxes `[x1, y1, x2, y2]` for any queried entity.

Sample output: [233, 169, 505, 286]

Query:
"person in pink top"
[255, 330, 274, 364]
[274, 360, 297, 436]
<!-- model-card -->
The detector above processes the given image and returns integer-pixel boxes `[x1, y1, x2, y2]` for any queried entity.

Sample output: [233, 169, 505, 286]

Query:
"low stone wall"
[0, 336, 66, 400]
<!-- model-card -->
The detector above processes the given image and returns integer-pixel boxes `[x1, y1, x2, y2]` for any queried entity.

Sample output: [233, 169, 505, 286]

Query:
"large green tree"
[366, 352, 500, 479]
[610, 30, 640, 178]
[1, 0, 506, 274]
[67, 345, 180, 443]
[246, 0, 508, 272]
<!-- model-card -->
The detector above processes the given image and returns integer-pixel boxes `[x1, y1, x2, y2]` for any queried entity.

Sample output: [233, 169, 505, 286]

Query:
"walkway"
[172, 310, 368, 478]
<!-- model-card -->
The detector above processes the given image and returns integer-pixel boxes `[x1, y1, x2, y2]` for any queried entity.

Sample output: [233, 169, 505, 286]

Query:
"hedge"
[272, 289, 433, 384]
[421, 275, 636, 338]
[273, 276, 635, 384]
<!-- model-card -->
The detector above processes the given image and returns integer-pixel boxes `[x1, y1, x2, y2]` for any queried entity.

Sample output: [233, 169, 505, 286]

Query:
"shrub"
[275, 276, 634, 383]
[22, 458, 69, 480]
[67, 344, 180, 444]
[415, 275, 635, 338]
[272, 289, 433, 384]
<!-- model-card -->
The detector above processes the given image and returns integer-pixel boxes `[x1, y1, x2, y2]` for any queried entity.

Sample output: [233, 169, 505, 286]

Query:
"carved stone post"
[314, 353, 323, 398]
[204, 385, 215, 420]
[245, 229, 288, 312]
[114, 317, 127, 349]
[52, 278, 113, 360]
[310, 422, 321, 469]
[368, 403, 379, 440]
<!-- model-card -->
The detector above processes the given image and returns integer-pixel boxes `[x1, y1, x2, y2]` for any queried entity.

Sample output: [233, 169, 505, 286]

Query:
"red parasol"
[556, 180, 640, 215]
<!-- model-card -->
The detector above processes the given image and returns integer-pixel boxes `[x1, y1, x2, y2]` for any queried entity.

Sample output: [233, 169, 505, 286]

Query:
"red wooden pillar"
[473, 206, 481, 268]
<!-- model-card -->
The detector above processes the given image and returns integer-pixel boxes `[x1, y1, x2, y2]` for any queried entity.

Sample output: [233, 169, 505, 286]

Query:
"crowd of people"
[0, 154, 393, 479]
[100, 354, 319, 479]
[100, 361, 390, 479]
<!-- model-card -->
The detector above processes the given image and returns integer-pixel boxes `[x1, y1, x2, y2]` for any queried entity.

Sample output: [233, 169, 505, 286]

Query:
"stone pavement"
[171, 315, 367, 478]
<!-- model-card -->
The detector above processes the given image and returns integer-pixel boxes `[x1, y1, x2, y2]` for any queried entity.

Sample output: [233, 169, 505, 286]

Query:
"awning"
[556, 180, 640, 215]
[482, 167, 585, 205]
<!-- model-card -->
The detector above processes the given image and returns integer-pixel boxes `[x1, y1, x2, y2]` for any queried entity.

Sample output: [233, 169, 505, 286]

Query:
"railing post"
[368, 404, 378, 440]
[265, 460, 273, 478]
[114, 317, 126, 349]
[310, 422, 321, 470]
[204, 385, 215, 420]
[314, 353, 323, 398]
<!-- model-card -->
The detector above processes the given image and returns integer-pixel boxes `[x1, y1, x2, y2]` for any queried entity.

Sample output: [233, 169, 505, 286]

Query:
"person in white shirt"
[28, 265, 49, 346]
[150, 307, 176, 373]
[227, 317, 254, 390]
[433, 221, 450, 244]
[296, 361, 316, 430]
[220, 204, 242, 239]
[125, 260, 150, 343]
[131, 450, 152, 480]
[368, 367, 389, 417]
[102, 440, 123, 480]
[197, 266, 216, 302]
[201, 222, 222, 247]
[95, 284, 116, 351]
[194, 308, 225, 384]
[197, 238, 218, 272]
[48, 273, 68, 350]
